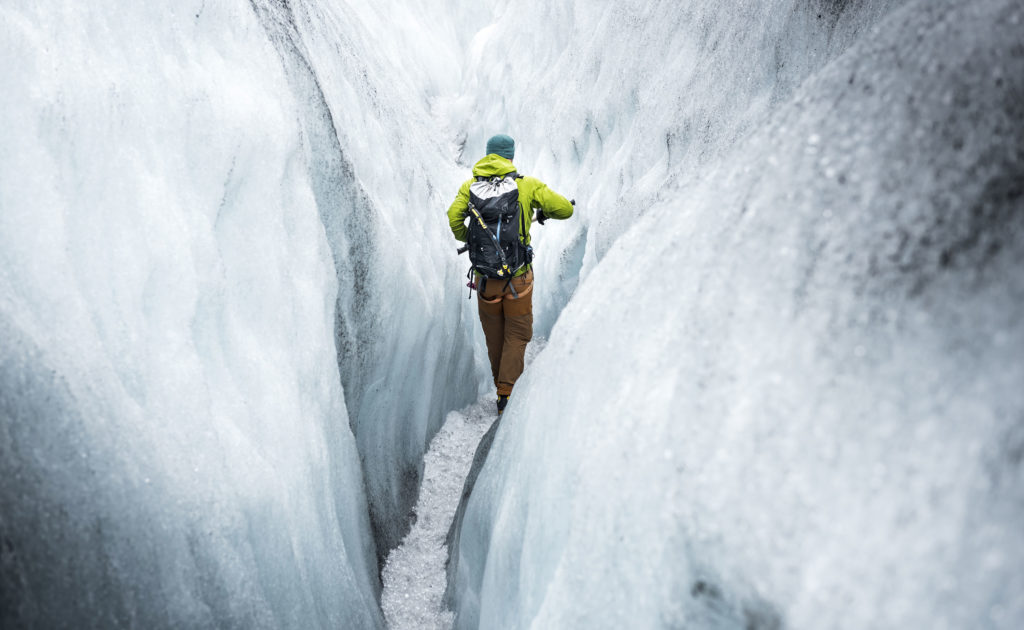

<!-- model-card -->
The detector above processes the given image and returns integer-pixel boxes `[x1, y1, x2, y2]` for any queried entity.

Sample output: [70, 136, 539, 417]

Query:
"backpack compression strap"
[475, 171, 521, 183]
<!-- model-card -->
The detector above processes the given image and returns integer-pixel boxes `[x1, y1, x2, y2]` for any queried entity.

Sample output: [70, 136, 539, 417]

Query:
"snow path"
[381, 339, 547, 630]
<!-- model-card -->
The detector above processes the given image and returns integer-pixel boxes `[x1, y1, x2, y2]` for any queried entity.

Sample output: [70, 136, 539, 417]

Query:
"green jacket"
[447, 155, 574, 252]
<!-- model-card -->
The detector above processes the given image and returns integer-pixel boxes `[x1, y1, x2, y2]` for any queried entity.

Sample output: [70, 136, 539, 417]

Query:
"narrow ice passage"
[381, 340, 547, 629]
[379, 397, 493, 630]
[4, 0, 1022, 628]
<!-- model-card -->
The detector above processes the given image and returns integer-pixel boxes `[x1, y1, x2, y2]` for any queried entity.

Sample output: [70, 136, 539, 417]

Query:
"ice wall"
[450, 0, 894, 337]
[244, 0, 481, 561]
[449, 0, 1024, 628]
[0, 0, 476, 627]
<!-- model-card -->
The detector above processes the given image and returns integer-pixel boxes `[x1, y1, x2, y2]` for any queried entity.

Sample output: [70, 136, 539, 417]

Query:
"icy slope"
[0, 0, 473, 627]
[448, 0, 1024, 628]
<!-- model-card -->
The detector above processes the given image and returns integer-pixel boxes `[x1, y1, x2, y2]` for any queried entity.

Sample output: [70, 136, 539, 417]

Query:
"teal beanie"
[486, 134, 515, 160]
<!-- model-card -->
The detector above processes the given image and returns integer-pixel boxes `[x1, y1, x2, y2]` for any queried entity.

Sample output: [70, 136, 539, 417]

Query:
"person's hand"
[536, 209, 547, 225]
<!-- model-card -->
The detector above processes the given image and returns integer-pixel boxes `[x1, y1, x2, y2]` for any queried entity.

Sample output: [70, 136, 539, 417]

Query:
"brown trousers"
[477, 269, 534, 396]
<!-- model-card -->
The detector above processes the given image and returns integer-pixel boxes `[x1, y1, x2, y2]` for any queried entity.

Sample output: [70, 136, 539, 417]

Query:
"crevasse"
[2, 0, 1023, 629]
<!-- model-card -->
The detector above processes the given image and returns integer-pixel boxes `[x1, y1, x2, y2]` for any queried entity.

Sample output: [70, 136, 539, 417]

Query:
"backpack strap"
[505, 277, 518, 299]
[519, 199, 528, 242]
[474, 171, 522, 183]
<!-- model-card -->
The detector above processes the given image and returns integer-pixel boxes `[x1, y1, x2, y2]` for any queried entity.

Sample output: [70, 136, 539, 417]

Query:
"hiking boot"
[496, 395, 509, 414]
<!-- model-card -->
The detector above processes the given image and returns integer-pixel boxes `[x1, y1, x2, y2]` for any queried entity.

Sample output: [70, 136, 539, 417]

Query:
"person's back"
[447, 134, 574, 413]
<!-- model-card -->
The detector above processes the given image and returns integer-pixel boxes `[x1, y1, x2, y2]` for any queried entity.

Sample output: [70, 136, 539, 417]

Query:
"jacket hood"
[472, 154, 517, 178]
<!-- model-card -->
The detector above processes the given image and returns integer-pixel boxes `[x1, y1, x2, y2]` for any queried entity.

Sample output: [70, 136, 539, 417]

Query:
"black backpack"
[465, 173, 531, 280]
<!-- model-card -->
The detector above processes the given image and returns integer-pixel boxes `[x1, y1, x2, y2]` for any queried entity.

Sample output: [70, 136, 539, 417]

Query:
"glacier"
[446, 0, 1024, 628]
[2, 0, 1023, 629]
[0, 0, 480, 627]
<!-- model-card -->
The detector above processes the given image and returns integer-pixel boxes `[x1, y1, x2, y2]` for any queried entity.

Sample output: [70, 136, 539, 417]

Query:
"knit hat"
[485, 134, 515, 160]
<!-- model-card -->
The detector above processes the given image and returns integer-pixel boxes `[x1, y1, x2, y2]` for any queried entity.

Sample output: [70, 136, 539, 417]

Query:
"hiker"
[447, 134, 575, 413]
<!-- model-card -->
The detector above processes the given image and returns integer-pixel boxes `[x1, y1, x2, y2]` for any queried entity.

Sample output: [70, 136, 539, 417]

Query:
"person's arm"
[447, 181, 472, 242]
[526, 177, 574, 220]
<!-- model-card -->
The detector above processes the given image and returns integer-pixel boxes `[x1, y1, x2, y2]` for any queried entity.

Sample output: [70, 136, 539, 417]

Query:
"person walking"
[447, 134, 574, 413]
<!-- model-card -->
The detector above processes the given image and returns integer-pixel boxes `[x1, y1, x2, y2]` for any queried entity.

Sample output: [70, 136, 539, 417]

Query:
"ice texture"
[5, 0, 1023, 627]
[0, 0, 476, 627]
[382, 339, 547, 630]
[243, 0, 482, 561]
[381, 398, 496, 630]
[449, 0, 896, 340]
[448, 0, 1024, 628]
